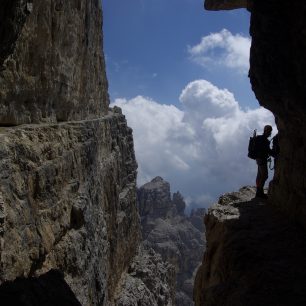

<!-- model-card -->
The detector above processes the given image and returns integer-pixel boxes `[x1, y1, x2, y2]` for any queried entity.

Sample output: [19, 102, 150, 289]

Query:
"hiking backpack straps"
[248, 129, 257, 159]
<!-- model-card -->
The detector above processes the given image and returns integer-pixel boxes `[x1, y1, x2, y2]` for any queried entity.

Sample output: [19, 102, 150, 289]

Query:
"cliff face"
[138, 177, 206, 306]
[194, 187, 306, 306]
[0, 108, 140, 305]
[0, 0, 107, 125]
[0, 1, 174, 305]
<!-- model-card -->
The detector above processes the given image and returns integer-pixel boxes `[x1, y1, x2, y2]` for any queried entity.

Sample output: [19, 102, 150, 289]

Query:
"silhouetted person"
[255, 125, 273, 198]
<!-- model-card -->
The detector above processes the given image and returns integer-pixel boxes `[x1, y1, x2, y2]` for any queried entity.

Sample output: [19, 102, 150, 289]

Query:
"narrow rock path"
[195, 186, 306, 306]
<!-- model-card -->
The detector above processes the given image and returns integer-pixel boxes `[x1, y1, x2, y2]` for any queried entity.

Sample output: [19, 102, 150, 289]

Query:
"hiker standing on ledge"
[255, 125, 273, 198]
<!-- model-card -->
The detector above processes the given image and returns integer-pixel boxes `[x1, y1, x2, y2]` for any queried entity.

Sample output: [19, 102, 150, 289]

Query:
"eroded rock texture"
[0, 109, 140, 305]
[0, 0, 108, 125]
[115, 244, 175, 306]
[194, 187, 306, 306]
[138, 177, 206, 306]
[0, 1, 175, 305]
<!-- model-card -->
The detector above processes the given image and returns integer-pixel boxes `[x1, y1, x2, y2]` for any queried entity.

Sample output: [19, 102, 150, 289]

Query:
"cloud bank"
[111, 80, 275, 209]
[188, 29, 251, 73]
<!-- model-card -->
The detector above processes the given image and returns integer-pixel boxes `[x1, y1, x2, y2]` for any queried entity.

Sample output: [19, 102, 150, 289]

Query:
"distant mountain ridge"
[138, 177, 206, 306]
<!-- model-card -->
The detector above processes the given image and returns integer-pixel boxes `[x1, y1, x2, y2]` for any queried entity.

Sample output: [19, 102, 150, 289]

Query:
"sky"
[102, 0, 276, 210]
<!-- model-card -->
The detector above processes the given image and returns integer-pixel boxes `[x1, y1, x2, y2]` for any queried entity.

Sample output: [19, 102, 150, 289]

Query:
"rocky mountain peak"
[138, 177, 206, 306]
[138, 176, 175, 219]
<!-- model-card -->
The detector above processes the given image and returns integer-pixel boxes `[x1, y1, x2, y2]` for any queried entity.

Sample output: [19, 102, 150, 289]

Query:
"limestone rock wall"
[115, 244, 175, 306]
[0, 1, 177, 304]
[0, 109, 140, 305]
[0, 0, 108, 125]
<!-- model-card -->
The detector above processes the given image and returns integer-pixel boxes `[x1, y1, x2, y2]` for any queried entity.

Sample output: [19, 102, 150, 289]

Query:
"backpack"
[248, 129, 257, 159]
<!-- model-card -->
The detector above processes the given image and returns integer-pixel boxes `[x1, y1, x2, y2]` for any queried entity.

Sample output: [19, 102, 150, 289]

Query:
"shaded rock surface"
[0, 269, 81, 306]
[138, 177, 206, 306]
[115, 244, 175, 306]
[248, 0, 306, 229]
[194, 186, 306, 306]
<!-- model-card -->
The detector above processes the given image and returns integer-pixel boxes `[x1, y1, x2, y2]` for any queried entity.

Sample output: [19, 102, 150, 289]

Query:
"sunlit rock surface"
[194, 186, 306, 306]
[138, 177, 206, 306]
[0, 1, 175, 305]
[0, 0, 108, 125]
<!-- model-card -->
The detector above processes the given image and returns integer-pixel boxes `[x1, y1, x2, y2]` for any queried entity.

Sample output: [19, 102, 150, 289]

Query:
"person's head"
[263, 125, 272, 137]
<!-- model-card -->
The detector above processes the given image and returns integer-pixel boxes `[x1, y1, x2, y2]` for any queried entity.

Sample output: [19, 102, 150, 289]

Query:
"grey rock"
[138, 177, 206, 306]
[0, 2, 179, 304]
[0, 0, 108, 125]
[0, 110, 141, 305]
[115, 244, 175, 306]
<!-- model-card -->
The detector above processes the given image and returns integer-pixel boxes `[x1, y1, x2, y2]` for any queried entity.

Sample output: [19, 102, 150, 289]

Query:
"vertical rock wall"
[0, 0, 108, 125]
[249, 1, 306, 227]
[0, 110, 140, 305]
[0, 1, 177, 304]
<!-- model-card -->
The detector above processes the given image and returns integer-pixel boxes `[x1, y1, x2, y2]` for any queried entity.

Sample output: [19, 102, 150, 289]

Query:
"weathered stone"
[194, 186, 306, 306]
[115, 244, 176, 306]
[0, 0, 108, 125]
[0, 110, 139, 305]
[0, 0, 179, 304]
[138, 176, 176, 221]
[138, 177, 206, 306]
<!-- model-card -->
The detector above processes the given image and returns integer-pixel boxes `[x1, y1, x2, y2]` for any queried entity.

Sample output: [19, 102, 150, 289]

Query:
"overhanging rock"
[204, 0, 249, 10]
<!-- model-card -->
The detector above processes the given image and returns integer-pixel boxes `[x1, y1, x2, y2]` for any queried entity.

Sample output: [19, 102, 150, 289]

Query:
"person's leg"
[256, 159, 268, 197]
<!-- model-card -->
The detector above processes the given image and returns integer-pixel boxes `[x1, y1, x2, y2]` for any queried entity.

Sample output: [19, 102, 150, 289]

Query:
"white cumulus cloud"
[111, 80, 275, 209]
[188, 29, 251, 73]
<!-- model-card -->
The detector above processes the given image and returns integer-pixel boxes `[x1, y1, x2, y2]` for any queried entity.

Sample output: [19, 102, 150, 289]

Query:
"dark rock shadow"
[196, 187, 306, 306]
[0, 269, 81, 306]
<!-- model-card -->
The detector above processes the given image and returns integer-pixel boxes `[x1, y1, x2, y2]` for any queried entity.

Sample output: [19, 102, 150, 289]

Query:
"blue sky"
[102, 0, 275, 209]
[103, 0, 256, 108]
